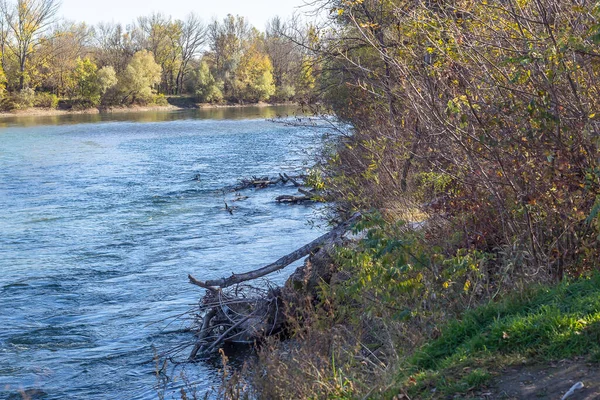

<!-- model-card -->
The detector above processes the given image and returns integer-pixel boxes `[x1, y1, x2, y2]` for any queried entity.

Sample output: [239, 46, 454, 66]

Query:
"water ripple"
[0, 107, 325, 399]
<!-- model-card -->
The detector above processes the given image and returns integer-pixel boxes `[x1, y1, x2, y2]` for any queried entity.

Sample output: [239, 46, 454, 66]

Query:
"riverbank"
[0, 101, 297, 119]
[207, 208, 600, 399]
[223, 235, 600, 399]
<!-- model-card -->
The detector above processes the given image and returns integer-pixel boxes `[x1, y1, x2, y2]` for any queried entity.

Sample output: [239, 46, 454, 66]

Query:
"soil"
[484, 359, 600, 399]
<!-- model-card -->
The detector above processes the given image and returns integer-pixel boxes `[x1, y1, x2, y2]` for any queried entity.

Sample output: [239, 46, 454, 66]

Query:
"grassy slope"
[390, 274, 600, 399]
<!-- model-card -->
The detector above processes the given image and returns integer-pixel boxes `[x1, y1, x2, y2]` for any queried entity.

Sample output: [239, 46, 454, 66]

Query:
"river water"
[0, 106, 326, 399]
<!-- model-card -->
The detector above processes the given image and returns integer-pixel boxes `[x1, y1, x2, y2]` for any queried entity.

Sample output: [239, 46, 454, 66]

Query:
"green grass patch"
[393, 273, 600, 398]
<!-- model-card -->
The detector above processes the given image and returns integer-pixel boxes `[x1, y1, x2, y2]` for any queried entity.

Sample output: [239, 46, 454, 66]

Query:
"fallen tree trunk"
[297, 188, 315, 197]
[189, 212, 360, 290]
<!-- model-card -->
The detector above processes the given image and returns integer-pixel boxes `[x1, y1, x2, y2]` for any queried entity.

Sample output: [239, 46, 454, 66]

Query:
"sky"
[59, 0, 311, 30]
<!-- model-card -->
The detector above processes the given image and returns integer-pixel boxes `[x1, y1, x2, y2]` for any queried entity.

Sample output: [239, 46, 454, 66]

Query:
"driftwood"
[230, 174, 307, 192]
[187, 284, 284, 360]
[275, 187, 321, 205]
[189, 213, 360, 290]
[187, 212, 361, 359]
[231, 176, 278, 191]
[297, 188, 315, 197]
[275, 195, 311, 203]
[223, 201, 235, 215]
[283, 173, 301, 187]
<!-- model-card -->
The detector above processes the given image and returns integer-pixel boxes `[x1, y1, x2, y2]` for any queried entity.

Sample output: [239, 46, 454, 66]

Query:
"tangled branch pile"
[188, 284, 284, 359]
[187, 213, 361, 359]
[231, 173, 306, 191]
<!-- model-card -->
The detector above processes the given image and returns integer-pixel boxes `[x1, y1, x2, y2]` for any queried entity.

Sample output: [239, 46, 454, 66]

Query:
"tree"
[0, 0, 60, 89]
[118, 49, 161, 104]
[38, 21, 92, 96]
[234, 33, 275, 102]
[207, 14, 250, 99]
[70, 57, 116, 105]
[265, 16, 302, 101]
[93, 22, 142, 73]
[193, 59, 223, 103]
[175, 13, 206, 95]
[137, 13, 182, 94]
[294, 56, 315, 99]
[97, 65, 117, 94]
[0, 61, 7, 97]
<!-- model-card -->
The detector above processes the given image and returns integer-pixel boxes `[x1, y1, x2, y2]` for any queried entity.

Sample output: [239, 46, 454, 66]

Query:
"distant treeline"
[0, 0, 315, 110]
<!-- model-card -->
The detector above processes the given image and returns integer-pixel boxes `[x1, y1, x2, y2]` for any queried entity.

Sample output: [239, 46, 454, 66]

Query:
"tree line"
[0, 0, 315, 110]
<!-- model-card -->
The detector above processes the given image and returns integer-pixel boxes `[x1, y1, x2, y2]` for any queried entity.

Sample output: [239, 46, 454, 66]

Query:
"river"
[0, 106, 326, 399]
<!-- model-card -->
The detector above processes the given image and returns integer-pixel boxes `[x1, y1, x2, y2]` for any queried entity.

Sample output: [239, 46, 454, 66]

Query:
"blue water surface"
[0, 106, 326, 399]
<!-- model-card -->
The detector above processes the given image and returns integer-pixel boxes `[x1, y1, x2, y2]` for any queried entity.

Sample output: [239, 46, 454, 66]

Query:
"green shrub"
[274, 84, 295, 102]
[70, 99, 97, 110]
[0, 88, 35, 110]
[152, 93, 169, 106]
[15, 88, 34, 109]
[33, 92, 59, 109]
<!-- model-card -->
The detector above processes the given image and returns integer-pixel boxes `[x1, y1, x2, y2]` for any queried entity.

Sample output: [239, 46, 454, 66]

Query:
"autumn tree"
[0, 61, 7, 97]
[118, 49, 162, 104]
[93, 22, 142, 73]
[234, 31, 275, 102]
[137, 13, 182, 94]
[37, 22, 92, 96]
[207, 14, 250, 99]
[0, 0, 60, 89]
[70, 57, 116, 105]
[175, 13, 206, 95]
[265, 16, 306, 101]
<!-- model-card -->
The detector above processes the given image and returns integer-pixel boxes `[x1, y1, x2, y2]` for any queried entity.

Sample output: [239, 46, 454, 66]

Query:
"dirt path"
[488, 359, 600, 399]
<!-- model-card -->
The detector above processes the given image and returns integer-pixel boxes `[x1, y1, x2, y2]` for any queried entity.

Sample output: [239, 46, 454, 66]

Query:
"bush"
[318, 0, 600, 283]
[0, 88, 35, 110]
[33, 92, 59, 109]
[15, 88, 34, 109]
[151, 93, 169, 106]
[196, 83, 224, 103]
[70, 99, 97, 111]
[274, 84, 295, 102]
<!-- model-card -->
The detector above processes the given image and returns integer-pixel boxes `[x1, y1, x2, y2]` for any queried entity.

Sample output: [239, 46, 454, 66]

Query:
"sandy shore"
[0, 102, 294, 119]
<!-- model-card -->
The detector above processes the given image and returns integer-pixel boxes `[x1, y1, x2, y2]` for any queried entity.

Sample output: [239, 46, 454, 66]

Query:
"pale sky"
[59, 0, 310, 30]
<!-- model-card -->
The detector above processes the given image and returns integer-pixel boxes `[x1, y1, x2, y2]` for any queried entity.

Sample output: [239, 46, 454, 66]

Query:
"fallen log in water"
[283, 173, 301, 187]
[187, 212, 361, 359]
[232, 176, 279, 191]
[275, 194, 311, 204]
[274, 187, 321, 205]
[230, 173, 307, 192]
